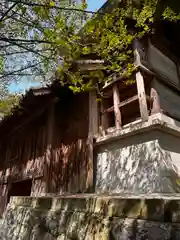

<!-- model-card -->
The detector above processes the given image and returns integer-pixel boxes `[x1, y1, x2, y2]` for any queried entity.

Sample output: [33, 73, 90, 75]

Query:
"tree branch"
[0, 48, 51, 56]
[0, 38, 50, 58]
[0, 61, 42, 79]
[10, 9, 45, 33]
[8, 0, 100, 15]
[0, 44, 14, 48]
[4, 73, 34, 76]
[0, 2, 18, 22]
[0, 37, 51, 44]
[5, 14, 42, 31]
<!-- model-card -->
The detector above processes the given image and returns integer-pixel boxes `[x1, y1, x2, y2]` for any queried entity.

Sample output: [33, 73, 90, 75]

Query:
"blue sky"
[9, 0, 107, 93]
[87, 0, 106, 11]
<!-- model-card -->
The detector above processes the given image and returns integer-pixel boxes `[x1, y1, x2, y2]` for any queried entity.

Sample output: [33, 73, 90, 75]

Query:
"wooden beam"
[176, 63, 180, 85]
[102, 95, 138, 114]
[89, 90, 98, 137]
[133, 38, 149, 121]
[101, 95, 152, 114]
[100, 102, 109, 133]
[113, 83, 122, 129]
[87, 90, 98, 192]
[87, 136, 94, 192]
[150, 78, 161, 114]
[136, 71, 149, 121]
[103, 73, 121, 89]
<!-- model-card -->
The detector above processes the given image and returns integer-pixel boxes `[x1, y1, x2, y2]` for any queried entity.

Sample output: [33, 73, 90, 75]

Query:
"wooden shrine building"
[1, 0, 180, 215]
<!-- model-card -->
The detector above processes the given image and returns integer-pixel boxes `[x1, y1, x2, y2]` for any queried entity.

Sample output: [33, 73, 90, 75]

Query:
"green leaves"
[59, 0, 180, 91]
[33, 6, 41, 14]
[82, 46, 90, 55]
[21, 6, 27, 15]
[49, 1, 55, 7]
[0, 94, 20, 116]
[1, 0, 179, 95]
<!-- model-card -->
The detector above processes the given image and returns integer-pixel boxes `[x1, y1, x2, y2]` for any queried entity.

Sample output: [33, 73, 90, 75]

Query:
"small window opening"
[7, 179, 32, 204]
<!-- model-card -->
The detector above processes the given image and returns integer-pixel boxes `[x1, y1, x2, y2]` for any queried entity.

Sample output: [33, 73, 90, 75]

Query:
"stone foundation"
[1, 194, 180, 239]
[95, 113, 180, 194]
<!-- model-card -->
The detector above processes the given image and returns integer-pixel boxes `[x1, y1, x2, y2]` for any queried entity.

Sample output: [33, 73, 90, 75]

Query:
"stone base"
[1, 194, 180, 239]
[95, 113, 180, 194]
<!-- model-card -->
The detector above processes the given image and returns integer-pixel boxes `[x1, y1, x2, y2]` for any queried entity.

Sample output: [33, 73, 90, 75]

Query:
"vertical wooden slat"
[136, 71, 149, 121]
[33, 128, 39, 178]
[100, 104, 109, 133]
[26, 134, 33, 176]
[31, 126, 46, 196]
[23, 136, 27, 166]
[0, 139, 12, 215]
[26, 135, 31, 164]
[89, 90, 98, 136]
[87, 90, 98, 192]
[38, 127, 44, 176]
[113, 83, 122, 129]
[176, 63, 180, 84]
[8, 138, 13, 186]
[0, 196, 7, 217]
[45, 103, 54, 193]
[150, 87, 161, 114]
[150, 79, 161, 114]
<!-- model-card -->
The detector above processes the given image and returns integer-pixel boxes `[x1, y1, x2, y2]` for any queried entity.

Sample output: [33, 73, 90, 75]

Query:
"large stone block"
[95, 116, 180, 194]
[1, 196, 180, 239]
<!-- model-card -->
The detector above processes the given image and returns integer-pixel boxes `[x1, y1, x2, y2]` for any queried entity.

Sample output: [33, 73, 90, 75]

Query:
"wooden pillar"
[136, 71, 149, 121]
[87, 90, 98, 192]
[176, 63, 180, 85]
[100, 104, 109, 133]
[150, 79, 161, 114]
[45, 103, 54, 193]
[89, 90, 98, 137]
[133, 37, 149, 121]
[113, 83, 122, 129]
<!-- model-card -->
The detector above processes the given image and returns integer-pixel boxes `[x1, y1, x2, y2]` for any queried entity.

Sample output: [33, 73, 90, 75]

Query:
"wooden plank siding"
[0, 90, 90, 215]
[49, 93, 90, 193]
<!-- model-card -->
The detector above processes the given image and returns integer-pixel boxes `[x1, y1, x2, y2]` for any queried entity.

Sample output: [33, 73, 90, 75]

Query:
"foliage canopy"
[0, 93, 20, 116]
[0, 0, 180, 93]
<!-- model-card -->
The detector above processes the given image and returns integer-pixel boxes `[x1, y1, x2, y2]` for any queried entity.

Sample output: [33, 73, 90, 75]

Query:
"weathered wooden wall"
[0, 91, 90, 215]
[148, 43, 180, 87]
[151, 78, 180, 121]
[48, 92, 90, 194]
[0, 109, 48, 202]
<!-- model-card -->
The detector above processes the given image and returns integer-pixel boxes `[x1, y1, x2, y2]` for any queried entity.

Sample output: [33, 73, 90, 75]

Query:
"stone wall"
[95, 115, 180, 194]
[1, 195, 180, 239]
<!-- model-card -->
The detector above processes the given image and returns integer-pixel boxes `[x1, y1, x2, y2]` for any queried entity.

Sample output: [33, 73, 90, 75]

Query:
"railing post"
[113, 83, 122, 129]
[89, 90, 98, 137]
[133, 37, 149, 121]
[136, 71, 149, 121]
[150, 79, 161, 114]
